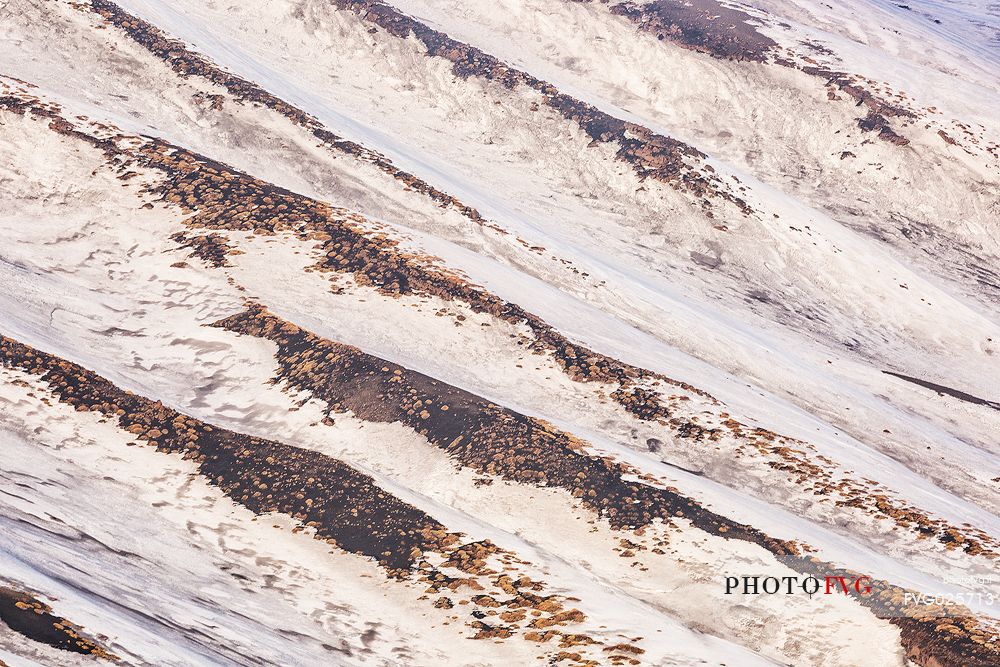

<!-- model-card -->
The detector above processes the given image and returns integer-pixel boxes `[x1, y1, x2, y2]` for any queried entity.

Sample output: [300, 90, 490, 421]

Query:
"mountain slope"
[1, 1, 998, 666]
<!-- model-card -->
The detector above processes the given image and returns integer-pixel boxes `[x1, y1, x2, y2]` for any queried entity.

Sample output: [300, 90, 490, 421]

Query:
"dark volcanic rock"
[0, 332, 454, 575]
[609, 0, 778, 62]
[595, 1, 915, 146]
[210, 307, 1000, 667]
[0, 585, 117, 660]
[330, 0, 750, 212]
[89, 0, 486, 225]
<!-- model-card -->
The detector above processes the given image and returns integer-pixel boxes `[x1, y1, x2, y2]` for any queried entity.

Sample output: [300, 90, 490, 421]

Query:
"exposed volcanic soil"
[88, 0, 488, 227]
[592, 0, 916, 144]
[0, 585, 117, 660]
[88, 0, 750, 214]
[5, 85, 995, 565]
[801, 65, 916, 145]
[211, 306, 1000, 667]
[0, 337, 451, 574]
[134, 110, 1000, 562]
[609, 0, 778, 62]
[170, 231, 235, 268]
[215, 305, 786, 539]
[0, 333, 623, 661]
[3, 73, 1000, 666]
[0, 92, 717, 425]
[3, 296, 998, 665]
[331, 0, 751, 211]
[5, 295, 999, 664]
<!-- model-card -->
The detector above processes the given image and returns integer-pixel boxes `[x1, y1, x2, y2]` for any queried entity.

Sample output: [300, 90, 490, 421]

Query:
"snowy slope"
[0, 1, 998, 666]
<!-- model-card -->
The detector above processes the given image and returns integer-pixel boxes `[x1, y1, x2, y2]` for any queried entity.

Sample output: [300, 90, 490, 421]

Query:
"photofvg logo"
[724, 572, 998, 615]
[724, 574, 871, 597]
